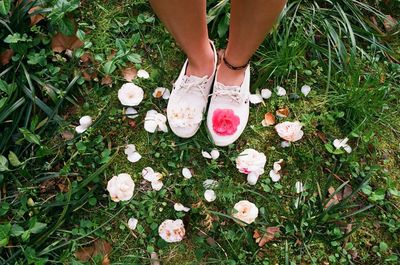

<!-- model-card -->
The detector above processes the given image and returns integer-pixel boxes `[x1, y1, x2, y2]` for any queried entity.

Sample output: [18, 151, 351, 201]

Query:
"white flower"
[124, 144, 141, 163]
[203, 179, 218, 189]
[295, 181, 305, 193]
[142, 167, 163, 191]
[204, 190, 216, 202]
[125, 107, 138, 119]
[128, 217, 138, 230]
[144, 110, 168, 133]
[247, 172, 260, 185]
[118, 83, 144, 106]
[236, 149, 266, 185]
[275, 121, 304, 142]
[333, 138, 352, 153]
[75, 115, 93, 133]
[301, 85, 311, 97]
[281, 141, 291, 148]
[276, 86, 286, 96]
[261, 88, 272, 99]
[137, 69, 150, 79]
[249, 94, 263, 104]
[174, 203, 190, 212]
[182, 167, 192, 179]
[232, 200, 259, 225]
[153, 87, 170, 99]
[158, 219, 185, 243]
[167, 103, 202, 128]
[107, 173, 135, 202]
[269, 159, 283, 182]
[202, 149, 220, 160]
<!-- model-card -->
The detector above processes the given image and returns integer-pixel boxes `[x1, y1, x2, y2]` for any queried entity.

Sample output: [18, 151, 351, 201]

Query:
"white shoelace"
[176, 76, 209, 100]
[213, 82, 242, 104]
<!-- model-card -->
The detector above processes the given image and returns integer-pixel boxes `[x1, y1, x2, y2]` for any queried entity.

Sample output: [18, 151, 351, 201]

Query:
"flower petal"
[201, 150, 212, 159]
[301, 85, 311, 96]
[204, 190, 216, 202]
[127, 152, 141, 163]
[261, 88, 272, 99]
[128, 217, 138, 230]
[174, 203, 190, 212]
[249, 94, 263, 104]
[269, 170, 281, 182]
[182, 167, 192, 179]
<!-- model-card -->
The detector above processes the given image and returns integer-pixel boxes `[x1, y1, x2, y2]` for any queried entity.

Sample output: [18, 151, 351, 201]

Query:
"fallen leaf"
[29, 6, 44, 26]
[61, 131, 74, 140]
[128, 119, 136, 129]
[0, 49, 14, 65]
[325, 186, 340, 208]
[80, 53, 92, 64]
[383, 15, 397, 32]
[122, 66, 137, 82]
[276, 107, 289, 118]
[51, 32, 83, 53]
[101, 75, 112, 86]
[315, 131, 327, 143]
[75, 239, 112, 263]
[253, 226, 280, 247]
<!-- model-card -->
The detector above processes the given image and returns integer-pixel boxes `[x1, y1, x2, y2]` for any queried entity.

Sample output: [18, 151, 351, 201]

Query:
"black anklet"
[223, 54, 249, 71]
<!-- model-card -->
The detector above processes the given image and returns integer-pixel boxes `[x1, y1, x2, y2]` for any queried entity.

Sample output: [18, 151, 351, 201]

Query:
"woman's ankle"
[186, 44, 215, 77]
[216, 62, 246, 87]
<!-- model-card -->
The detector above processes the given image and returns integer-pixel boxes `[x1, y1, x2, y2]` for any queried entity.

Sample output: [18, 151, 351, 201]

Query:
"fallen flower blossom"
[236, 149, 266, 185]
[275, 121, 304, 142]
[118, 83, 144, 106]
[333, 137, 352, 153]
[232, 200, 259, 225]
[144, 110, 168, 133]
[158, 219, 185, 243]
[261, 112, 276, 127]
[107, 173, 135, 202]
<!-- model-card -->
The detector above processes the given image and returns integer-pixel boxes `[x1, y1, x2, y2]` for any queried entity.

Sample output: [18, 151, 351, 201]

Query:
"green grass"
[1, 0, 399, 264]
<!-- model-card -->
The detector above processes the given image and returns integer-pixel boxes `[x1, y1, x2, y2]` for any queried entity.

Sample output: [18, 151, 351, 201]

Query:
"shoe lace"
[213, 82, 242, 104]
[176, 76, 209, 100]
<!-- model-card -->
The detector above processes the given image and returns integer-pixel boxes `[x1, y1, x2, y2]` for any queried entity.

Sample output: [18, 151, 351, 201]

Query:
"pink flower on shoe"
[212, 109, 240, 136]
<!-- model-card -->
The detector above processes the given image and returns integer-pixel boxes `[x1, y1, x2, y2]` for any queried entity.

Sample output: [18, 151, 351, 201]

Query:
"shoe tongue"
[216, 81, 240, 91]
[184, 75, 208, 83]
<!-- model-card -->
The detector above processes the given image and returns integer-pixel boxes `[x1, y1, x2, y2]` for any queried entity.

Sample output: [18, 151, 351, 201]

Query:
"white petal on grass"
[127, 152, 141, 163]
[249, 94, 263, 104]
[79, 116, 93, 127]
[182, 167, 192, 179]
[124, 144, 136, 155]
[144, 110, 168, 133]
[210, 149, 220, 160]
[202, 150, 212, 159]
[75, 125, 88, 134]
[142, 167, 157, 182]
[128, 217, 138, 230]
[281, 141, 291, 148]
[269, 169, 281, 182]
[151, 180, 163, 191]
[204, 189, 216, 202]
[273, 159, 283, 172]
[295, 181, 305, 193]
[343, 145, 352, 153]
[126, 107, 138, 119]
[174, 203, 190, 212]
[301, 85, 311, 96]
[261, 88, 272, 99]
[162, 88, 170, 99]
[247, 172, 259, 185]
[203, 179, 218, 189]
[276, 86, 286, 96]
[137, 69, 150, 79]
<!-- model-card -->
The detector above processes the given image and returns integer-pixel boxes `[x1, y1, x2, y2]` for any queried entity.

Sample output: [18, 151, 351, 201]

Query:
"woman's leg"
[217, 0, 287, 86]
[149, 0, 214, 77]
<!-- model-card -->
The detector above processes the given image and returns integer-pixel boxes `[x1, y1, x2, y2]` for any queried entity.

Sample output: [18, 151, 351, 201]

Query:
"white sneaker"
[167, 42, 217, 138]
[207, 65, 250, 146]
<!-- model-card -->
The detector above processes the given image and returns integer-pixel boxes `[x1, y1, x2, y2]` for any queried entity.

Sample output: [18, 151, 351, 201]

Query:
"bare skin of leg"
[149, 0, 215, 78]
[217, 0, 287, 86]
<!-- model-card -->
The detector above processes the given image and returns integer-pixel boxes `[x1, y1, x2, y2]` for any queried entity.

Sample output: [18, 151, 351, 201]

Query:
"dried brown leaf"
[51, 32, 83, 53]
[383, 15, 397, 32]
[101, 75, 113, 86]
[122, 66, 137, 82]
[0, 49, 14, 66]
[75, 239, 112, 263]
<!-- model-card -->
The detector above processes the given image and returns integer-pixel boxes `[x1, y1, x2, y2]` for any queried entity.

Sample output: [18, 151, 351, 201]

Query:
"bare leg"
[149, 0, 214, 77]
[218, 0, 287, 86]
